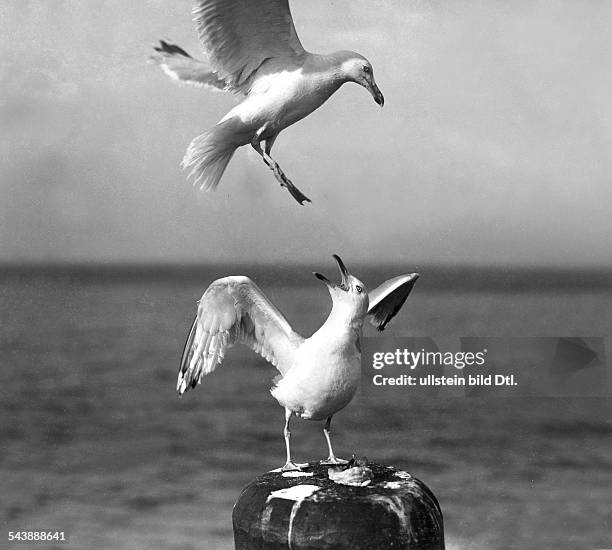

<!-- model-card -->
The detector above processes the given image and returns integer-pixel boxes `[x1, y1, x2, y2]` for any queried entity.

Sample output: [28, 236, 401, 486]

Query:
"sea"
[1, 265, 610, 550]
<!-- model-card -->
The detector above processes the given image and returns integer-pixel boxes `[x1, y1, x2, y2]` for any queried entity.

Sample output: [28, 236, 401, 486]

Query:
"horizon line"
[1, 260, 611, 271]
[1, 261, 610, 291]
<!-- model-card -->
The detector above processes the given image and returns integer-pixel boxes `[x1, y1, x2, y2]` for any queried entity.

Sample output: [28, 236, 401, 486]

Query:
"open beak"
[313, 254, 351, 289]
[369, 81, 384, 107]
[332, 254, 350, 287]
[314, 271, 333, 287]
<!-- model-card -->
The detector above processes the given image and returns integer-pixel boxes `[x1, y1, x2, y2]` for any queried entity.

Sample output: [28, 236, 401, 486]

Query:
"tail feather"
[182, 120, 242, 191]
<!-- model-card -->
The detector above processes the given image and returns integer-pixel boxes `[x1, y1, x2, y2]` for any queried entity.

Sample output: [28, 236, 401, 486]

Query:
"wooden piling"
[232, 462, 444, 549]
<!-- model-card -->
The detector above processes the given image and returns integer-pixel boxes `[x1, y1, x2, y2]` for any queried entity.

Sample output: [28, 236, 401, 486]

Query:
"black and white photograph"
[1, 1, 610, 549]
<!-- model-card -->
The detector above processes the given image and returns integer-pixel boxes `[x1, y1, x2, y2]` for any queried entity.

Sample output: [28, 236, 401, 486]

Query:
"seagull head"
[314, 255, 369, 320]
[339, 52, 384, 107]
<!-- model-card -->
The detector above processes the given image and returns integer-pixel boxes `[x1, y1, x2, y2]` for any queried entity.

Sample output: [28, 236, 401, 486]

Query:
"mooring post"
[232, 462, 444, 550]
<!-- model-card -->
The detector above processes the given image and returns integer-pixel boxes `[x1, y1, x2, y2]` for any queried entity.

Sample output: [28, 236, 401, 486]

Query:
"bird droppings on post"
[327, 455, 374, 486]
[368, 493, 410, 538]
[267, 485, 322, 503]
[233, 462, 445, 549]
[281, 471, 314, 478]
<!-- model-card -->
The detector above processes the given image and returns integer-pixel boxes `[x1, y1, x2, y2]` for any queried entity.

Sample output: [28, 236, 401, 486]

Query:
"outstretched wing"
[367, 274, 420, 331]
[177, 276, 304, 395]
[150, 40, 227, 91]
[192, 0, 306, 93]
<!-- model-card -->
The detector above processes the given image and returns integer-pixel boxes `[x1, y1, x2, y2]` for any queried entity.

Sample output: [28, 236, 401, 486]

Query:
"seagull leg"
[265, 141, 312, 205]
[320, 416, 348, 465]
[251, 136, 311, 205]
[281, 408, 302, 471]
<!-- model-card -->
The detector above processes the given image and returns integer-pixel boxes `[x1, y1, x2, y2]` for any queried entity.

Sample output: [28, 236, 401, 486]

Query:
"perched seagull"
[151, 0, 384, 205]
[177, 255, 419, 471]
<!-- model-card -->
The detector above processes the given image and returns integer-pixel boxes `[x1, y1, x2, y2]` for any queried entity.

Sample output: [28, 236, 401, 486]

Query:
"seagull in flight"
[177, 255, 418, 471]
[151, 0, 385, 205]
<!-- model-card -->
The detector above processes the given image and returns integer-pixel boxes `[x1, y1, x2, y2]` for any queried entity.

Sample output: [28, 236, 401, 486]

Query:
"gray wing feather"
[192, 0, 306, 93]
[177, 276, 303, 395]
[367, 274, 419, 331]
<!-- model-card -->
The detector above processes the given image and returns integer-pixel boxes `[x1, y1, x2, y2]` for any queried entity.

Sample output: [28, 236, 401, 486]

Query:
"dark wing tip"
[177, 315, 198, 395]
[154, 40, 192, 59]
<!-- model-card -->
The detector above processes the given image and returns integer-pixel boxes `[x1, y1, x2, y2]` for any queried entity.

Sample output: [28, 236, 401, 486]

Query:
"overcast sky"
[1, 1, 611, 266]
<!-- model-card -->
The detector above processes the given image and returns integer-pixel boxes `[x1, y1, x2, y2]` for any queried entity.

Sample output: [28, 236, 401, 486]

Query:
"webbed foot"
[272, 165, 311, 205]
[281, 461, 303, 472]
[320, 456, 349, 466]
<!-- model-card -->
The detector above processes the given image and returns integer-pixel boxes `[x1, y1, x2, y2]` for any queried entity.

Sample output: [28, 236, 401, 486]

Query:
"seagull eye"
[356, 285, 363, 293]
[363, 65, 371, 74]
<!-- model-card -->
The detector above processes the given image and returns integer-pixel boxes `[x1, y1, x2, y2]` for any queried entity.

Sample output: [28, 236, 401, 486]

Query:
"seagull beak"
[314, 271, 333, 288]
[369, 82, 384, 107]
[332, 254, 351, 288]
[314, 255, 352, 290]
